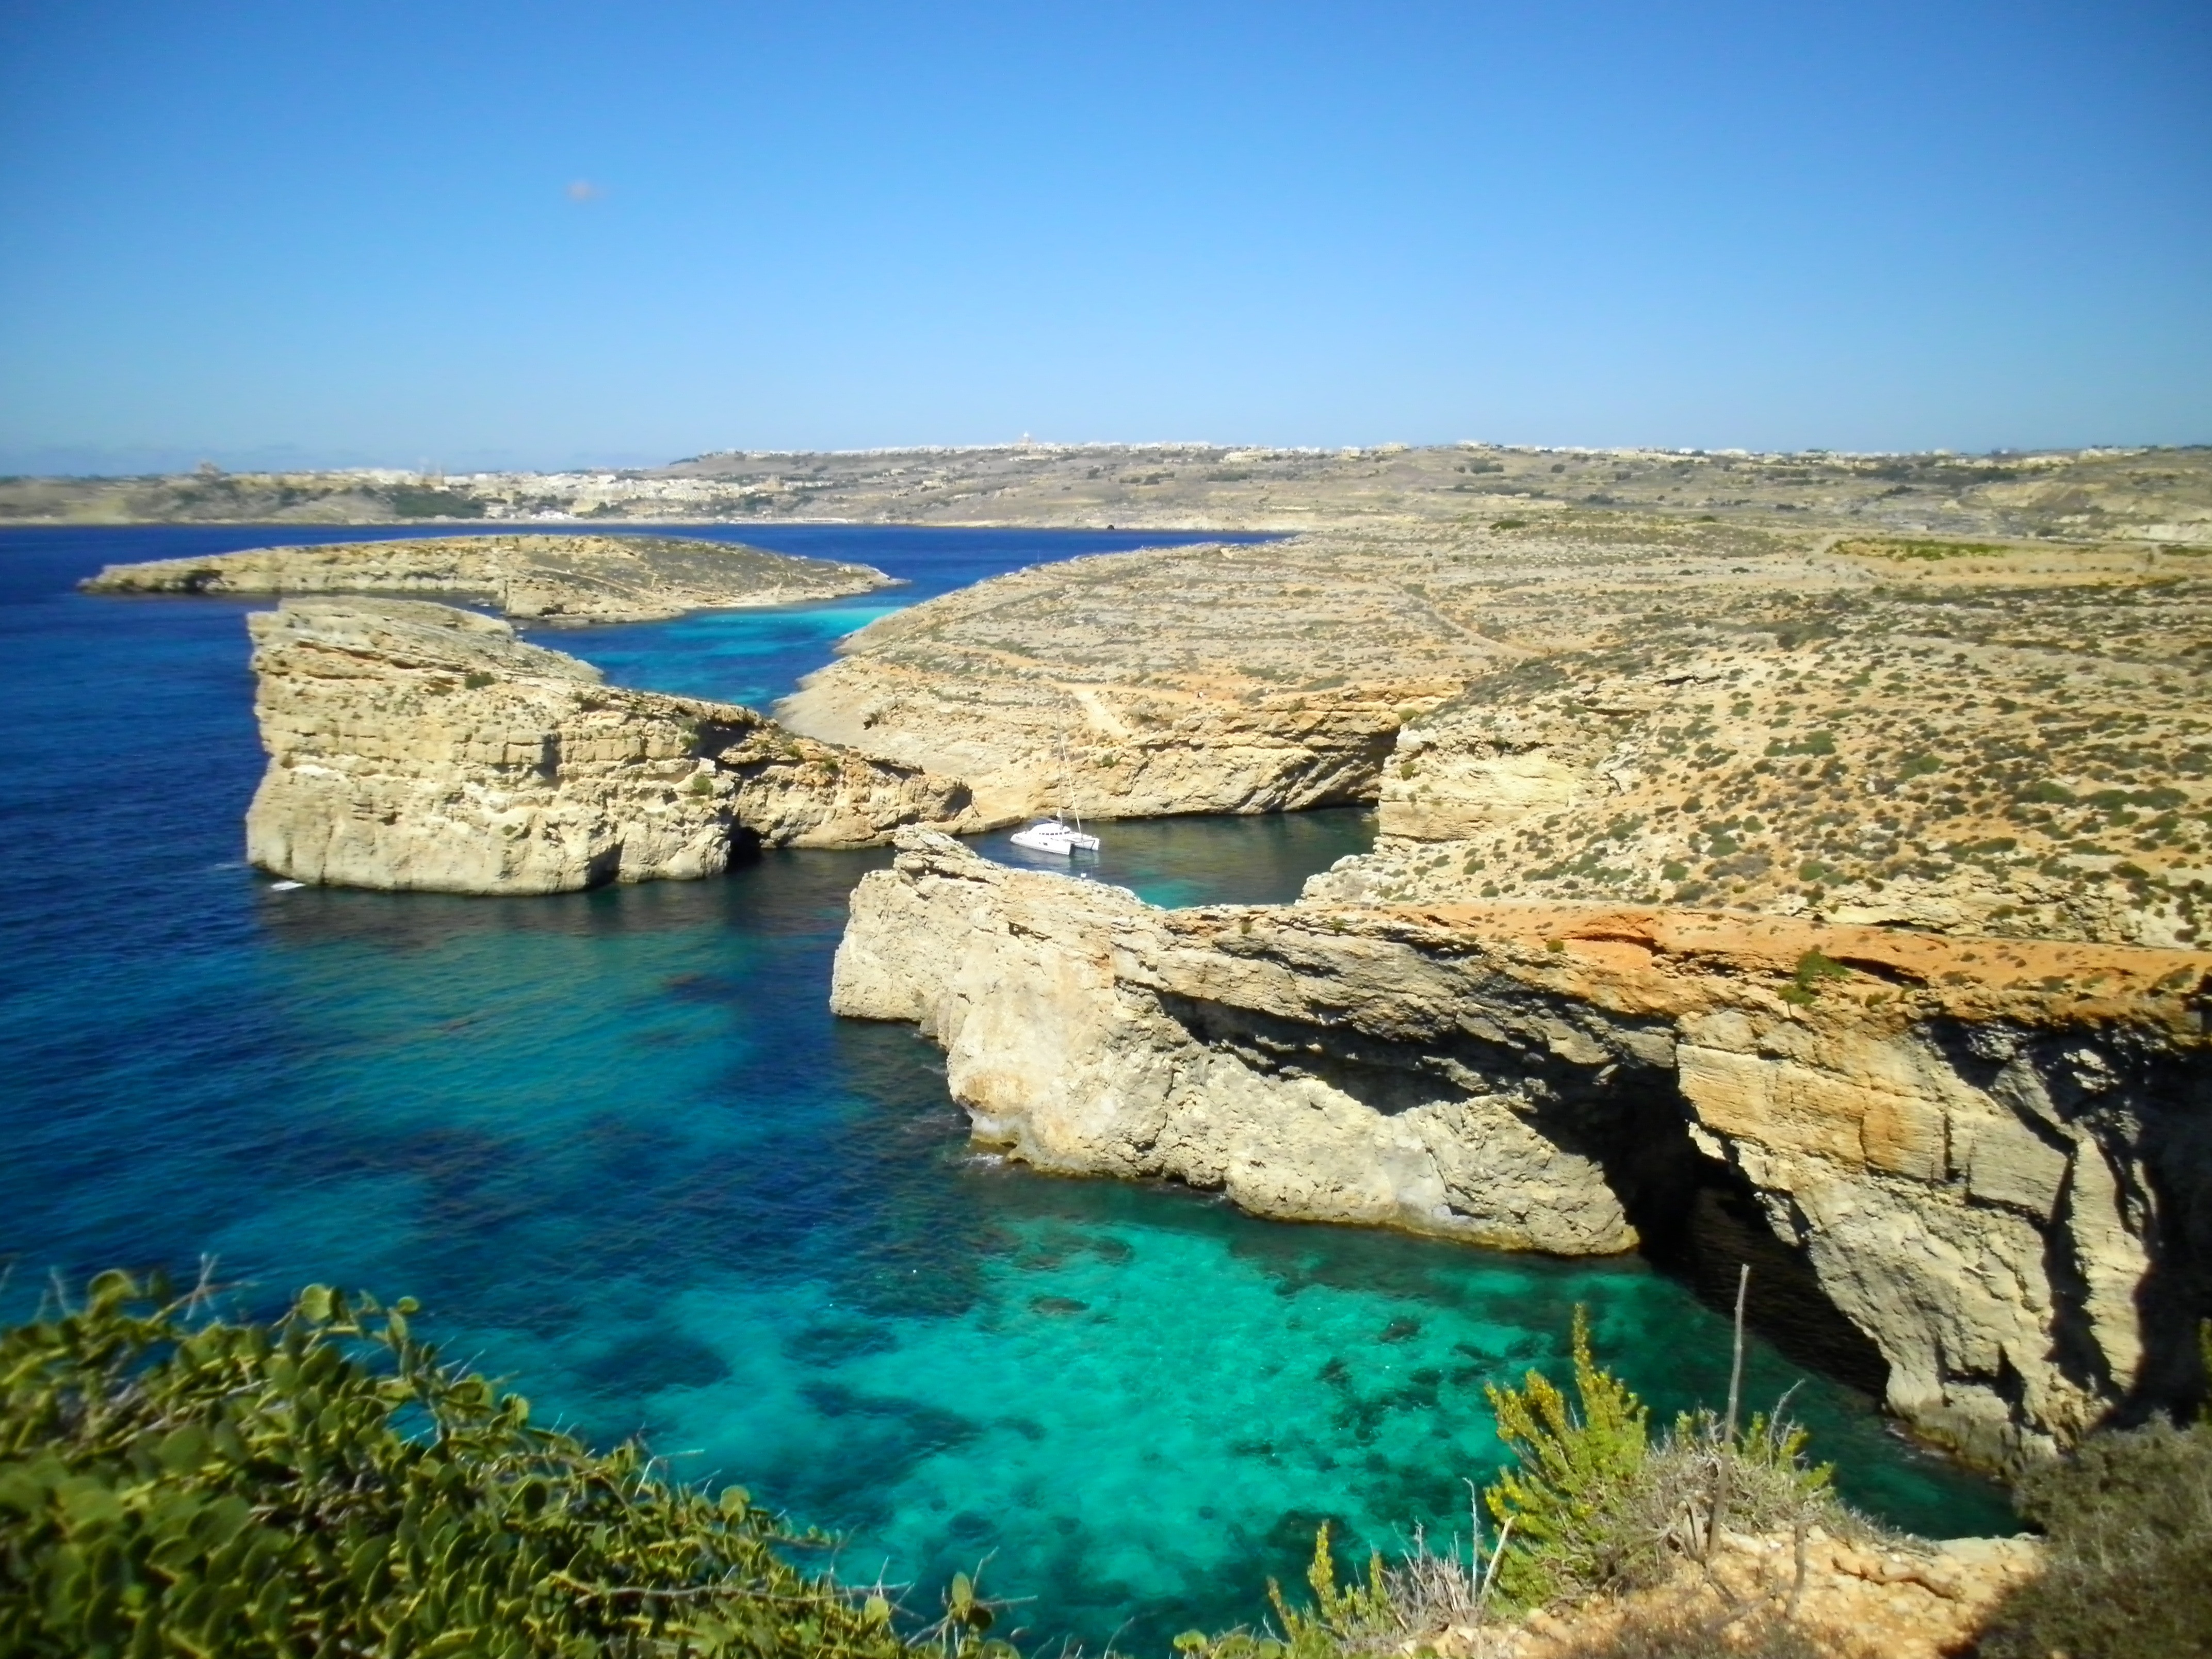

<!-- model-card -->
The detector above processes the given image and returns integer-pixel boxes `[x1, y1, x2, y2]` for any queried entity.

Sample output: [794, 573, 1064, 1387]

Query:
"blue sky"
[2, 1, 2206, 471]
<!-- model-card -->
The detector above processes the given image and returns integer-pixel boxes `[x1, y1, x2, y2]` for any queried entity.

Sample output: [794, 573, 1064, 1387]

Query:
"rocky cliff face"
[778, 519, 2209, 949]
[86, 533, 892, 624]
[247, 599, 974, 893]
[836, 831, 2212, 1468]
[776, 539, 1482, 825]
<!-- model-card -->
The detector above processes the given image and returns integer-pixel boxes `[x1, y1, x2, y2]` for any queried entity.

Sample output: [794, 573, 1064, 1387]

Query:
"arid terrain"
[784, 517, 2211, 949]
[41, 445, 2212, 1491]
[6, 441, 2210, 545]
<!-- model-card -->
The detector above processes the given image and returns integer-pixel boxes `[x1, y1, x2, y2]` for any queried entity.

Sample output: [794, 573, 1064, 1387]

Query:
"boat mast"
[1058, 719, 1081, 836]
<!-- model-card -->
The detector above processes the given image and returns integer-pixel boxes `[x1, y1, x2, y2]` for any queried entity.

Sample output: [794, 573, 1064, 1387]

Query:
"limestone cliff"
[779, 520, 2209, 950]
[776, 533, 1539, 823]
[86, 532, 892, 624]
[247, 599, 973, 893]
[836, 831, 2212, 1468]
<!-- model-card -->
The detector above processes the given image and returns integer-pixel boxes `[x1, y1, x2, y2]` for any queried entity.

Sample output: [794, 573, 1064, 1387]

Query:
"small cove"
[0, 525, 2012, 1651]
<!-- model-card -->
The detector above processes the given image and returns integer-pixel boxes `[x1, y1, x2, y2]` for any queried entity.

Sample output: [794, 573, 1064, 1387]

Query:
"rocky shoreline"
[246, 598, 975, 892]
[835, 829, 2211, 1472]
[145, 512, 2212, 1471]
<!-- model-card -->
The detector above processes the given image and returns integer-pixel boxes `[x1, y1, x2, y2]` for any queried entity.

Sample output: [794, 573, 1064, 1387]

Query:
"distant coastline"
[4, 442, 2207, 546]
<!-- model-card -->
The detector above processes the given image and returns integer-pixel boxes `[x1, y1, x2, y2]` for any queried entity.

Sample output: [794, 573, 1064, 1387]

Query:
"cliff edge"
[247, 598, 974, 893]
[836, 829, 2212, 1469]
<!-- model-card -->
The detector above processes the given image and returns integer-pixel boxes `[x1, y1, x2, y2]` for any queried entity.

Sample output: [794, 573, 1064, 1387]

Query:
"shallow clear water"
[0, 525, 2011, 1651]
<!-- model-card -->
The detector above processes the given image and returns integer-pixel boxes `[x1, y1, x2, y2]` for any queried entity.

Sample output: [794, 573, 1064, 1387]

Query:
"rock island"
[83, 531, 894, 624]
[247, 598, 974, 892]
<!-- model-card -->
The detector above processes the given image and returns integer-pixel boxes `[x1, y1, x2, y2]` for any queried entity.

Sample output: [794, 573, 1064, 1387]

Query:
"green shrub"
[1976, 1333, 2212, 1659]
[0, 1272, 994, 1659]
[1195, 1305, 1851, 1656]
[1778, 950, 1853, 1006]
[1482, 1307, 1653, 1605]
[1976, 1416, 2212, 1659]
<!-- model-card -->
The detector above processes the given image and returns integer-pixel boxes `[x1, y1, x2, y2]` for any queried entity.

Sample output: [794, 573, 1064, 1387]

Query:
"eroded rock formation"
[777, 539, 1483, 824]
[785, 521, 2212, 955]
[247, 598, 973, 893]
[836, 831, 2212, 1468]
[86, 532, 892, 624]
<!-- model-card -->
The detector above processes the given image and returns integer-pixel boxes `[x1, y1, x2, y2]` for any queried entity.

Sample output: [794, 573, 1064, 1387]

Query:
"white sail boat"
[1010, 718, 1103, 856]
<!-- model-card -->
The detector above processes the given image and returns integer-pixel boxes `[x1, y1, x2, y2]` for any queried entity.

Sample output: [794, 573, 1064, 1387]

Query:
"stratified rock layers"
[835, 831, 2212, 1468]
[247, 598, 972, 893]
[776, 541, 1492, 824]
[87, 532, 893, 625]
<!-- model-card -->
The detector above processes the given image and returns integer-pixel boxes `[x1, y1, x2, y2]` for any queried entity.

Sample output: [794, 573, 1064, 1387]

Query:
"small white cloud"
[565, 179, 604, 203]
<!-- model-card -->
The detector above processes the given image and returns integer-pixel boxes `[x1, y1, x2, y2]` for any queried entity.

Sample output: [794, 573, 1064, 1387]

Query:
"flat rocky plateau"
[82, 531, 892, 624]
[785, 518, 2211, 951]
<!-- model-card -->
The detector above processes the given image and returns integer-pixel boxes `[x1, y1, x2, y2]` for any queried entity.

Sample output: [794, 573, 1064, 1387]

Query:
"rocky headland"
[147, 490, 2212, 1472]
[836, 830, 2212, 1470]
[776, 535, 1491, 822]
[785, 519, 2211, 954]
[84, 532, 892, 624]
[817, 516, 2211, 1470]
[247, 598, 974, 893]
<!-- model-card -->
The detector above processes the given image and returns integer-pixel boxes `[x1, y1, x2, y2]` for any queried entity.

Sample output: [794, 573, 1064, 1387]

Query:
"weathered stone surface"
[785, 521, 2212, 952]
[834, 833, 1651, 1254]
[1465, 1530, 2043, 1659]
[1308, 582, 2212, 949]
[86, 532, 892, 625]
[837, 831, 2212, 1467]
[246, 598, 974, 893]
[777, 539, 1476, 824]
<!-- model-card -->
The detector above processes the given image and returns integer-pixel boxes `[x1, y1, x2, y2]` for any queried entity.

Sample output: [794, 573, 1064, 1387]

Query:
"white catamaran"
[1010, 721, 1103, 856]
[1010, 816, 1101, 855]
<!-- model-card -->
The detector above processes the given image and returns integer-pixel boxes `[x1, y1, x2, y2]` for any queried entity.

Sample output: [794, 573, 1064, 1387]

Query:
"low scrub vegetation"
[8, 1275, 2205, 1658]
[1975, 1327, 2212, 1659]
[0, 1271, 1001, 1659]
[1186, 1297, 1866, 1658]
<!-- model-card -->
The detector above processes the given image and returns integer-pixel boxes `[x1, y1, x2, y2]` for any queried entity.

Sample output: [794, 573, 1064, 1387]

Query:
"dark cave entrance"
[1595, 1082, 1893, 1400]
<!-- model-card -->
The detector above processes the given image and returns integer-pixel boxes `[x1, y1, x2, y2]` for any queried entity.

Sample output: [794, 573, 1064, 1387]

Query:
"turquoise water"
[0, 526, 2011, 1651]
[973, 809, 1377, 907]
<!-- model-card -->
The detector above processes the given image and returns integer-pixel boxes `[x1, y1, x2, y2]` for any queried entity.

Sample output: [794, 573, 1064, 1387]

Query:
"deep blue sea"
[0, 524, 2011, 1650]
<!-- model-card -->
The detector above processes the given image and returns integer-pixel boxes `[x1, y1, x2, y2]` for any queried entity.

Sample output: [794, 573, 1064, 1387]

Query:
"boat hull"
[1011, 820, 1100, 855]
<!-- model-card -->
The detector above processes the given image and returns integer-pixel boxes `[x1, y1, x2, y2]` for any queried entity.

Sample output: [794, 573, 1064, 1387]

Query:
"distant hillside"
[5, 443, 2208, 544]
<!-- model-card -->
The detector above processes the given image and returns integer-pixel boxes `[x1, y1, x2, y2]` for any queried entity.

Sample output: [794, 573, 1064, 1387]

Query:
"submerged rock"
[246, 598, 974, 893]
[835, 829, 2212, 1469]
[85, 531, 893, 625]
